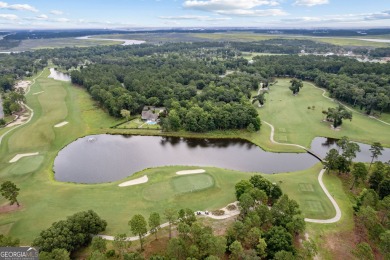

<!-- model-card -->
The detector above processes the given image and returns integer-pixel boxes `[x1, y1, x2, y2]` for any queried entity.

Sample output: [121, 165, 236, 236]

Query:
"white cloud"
[184, 0, 280, 11]
[159, 15, 231, 21]
[282, 10, 390, 24]
[36, 14, 48, 20]
[53, 18, 70, 23]
[0, 13, 18, 20]
[293, 0, 329, 7]
[50, 10, 63, 15]
[217, 9, 287, 16]
[183, 0, 286, 17]
[0, 1, 38, 12]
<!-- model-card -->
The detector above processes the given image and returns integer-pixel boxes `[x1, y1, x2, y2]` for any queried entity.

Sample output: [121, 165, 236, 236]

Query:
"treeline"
[323, 138, 389, 259]
[232, 39, 339, 54]
[30, 174, 311, 259]
[246, 55, 390, 114]
[71, 54, 262, 132]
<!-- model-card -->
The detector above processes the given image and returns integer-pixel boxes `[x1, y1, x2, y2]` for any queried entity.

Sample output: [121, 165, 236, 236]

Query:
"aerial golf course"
[0, 68, 389, 258]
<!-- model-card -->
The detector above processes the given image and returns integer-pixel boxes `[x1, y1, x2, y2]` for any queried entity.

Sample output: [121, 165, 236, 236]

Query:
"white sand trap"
[119, 176, 148, 187]
[9, 152, 39, 163]
[33, 91, 44, 95]
[54, 121, 69, 128]
[176, 169, 205, 175]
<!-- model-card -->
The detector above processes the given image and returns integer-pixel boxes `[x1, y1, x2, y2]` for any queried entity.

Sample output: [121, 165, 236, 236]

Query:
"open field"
[0, 69, 339, 244]
[256, 78, 390, 149]
[93, 32, 390, 48]
[6, 38, 121, 52]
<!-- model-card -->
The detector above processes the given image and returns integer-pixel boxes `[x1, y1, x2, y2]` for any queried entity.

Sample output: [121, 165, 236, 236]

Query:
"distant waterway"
[76, 36, 145, 46]
[48, 68, 71, 81]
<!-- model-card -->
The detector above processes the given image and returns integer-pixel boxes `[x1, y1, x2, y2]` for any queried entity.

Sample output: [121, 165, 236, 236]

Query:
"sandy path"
[97, 202, 239, 241]
[118, 176, 148, 187]
[176, 169, 205, 175]
[54, 121, 69, 128]
[9, 152, 39, 163]
[32, 91, 44, 95]
[304, 169, 342, 223]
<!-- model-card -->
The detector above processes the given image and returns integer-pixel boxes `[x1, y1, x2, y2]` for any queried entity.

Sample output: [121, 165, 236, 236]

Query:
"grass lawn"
[256, 78, 390, 149]
[116, 118, 162, 130]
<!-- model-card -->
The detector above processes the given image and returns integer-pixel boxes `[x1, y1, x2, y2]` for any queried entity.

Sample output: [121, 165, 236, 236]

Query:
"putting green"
[142, 174, 214, 201]
[172, 174, 214, 193]
[7, 156, 44, 176]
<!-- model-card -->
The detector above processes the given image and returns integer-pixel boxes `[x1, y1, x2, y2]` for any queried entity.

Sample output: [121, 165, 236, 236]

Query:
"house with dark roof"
[141, 106, 165, 122]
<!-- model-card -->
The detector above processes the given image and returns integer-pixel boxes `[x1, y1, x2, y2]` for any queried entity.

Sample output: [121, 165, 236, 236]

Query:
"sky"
[0, 0, 390, 29]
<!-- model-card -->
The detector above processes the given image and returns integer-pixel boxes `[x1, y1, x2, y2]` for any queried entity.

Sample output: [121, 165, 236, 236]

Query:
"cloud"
[183, 0, 286, 17]
[364, 10, 390, 20]
[53, 18, 70, 23]
[0, 1, 38, 12]
[293, 0, 329, 7]
[217, 9, 287, 16]
[282, 10, 390, 24]
[50, 10, 63, 15]
[36, 14, 48, 20]
[184, 0, 280, 11]
[0, 13, 18, 20]
[159, 15, 231, 21]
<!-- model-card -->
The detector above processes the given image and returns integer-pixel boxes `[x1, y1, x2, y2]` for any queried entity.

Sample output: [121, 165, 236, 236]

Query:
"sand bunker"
[54, 121, 69, 128]
[176, 169, 205, 175]
[9, 152, 39, 163]
[33, 91, 44, 95]
[119, 176, 148, 187]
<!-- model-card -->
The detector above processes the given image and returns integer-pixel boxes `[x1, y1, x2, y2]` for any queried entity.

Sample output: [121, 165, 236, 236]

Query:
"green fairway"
[0, 69, 358, 244]
[256, 78, 390, 149]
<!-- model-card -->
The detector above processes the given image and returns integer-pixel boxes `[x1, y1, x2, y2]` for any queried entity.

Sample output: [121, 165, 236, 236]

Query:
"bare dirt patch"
[0, 204, 23, 214]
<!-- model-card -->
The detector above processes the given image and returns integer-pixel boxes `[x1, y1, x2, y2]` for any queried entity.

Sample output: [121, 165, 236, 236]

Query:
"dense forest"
[1, 40, 390, 125]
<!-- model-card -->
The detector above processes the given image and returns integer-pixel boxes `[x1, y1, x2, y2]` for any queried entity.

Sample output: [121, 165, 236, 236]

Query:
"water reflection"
[54, 135, 318, 183]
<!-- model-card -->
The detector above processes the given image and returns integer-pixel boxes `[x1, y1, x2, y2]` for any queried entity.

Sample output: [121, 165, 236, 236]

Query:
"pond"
[54, 135, 390, 184]
[54, 135, 318, 183]
[48, 68, 71, 82]
[311, 137, 390, 163]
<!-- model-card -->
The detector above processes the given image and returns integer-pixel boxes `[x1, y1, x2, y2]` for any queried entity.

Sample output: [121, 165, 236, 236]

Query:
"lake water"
[311, 137, 390, 163]
[54, 135, 318, 183]
[76, 36, 145, 46]
[48, 68, 71, 81]
[54, 135, 390, 184]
